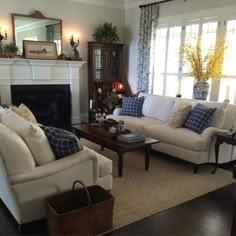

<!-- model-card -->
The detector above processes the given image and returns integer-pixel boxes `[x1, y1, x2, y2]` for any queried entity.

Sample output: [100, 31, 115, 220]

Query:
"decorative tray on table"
[89, 123, 130, 138]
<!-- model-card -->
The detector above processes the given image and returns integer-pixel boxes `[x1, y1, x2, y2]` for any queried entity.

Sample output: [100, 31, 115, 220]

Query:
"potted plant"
[3, 43, 19, 58]
[93, 22, 119, 43]
[103, 93, 119, 112]
[181, 37, 227, 100]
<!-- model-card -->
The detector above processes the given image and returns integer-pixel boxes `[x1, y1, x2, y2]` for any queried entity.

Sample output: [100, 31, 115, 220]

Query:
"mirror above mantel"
[12, 10, 62, 55]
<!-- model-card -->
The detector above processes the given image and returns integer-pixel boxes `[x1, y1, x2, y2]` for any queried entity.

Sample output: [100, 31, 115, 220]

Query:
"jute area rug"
[81, 139, 235, 230]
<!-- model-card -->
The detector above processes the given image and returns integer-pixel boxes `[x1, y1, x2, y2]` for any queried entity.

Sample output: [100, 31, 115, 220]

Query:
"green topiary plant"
[3, 43, 18, 58]
[103, 93, 119, 110]
[93, 22, 119, 43]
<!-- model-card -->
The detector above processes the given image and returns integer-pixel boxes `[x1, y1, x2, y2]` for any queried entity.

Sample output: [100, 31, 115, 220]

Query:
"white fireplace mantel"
[0, 58, 87, 124]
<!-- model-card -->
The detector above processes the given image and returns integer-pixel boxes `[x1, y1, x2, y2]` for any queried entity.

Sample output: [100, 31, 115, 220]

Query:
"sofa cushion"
[142, 94, 175, 122]
[168, 103, 191, 128]
[184, 103, 216, 134]
[120, 96, 144, 117]
[11, 103, 38, 124]
[1, 109, 55, 166]
[108, 115, 164, 133]
[0, 123, 36, 175]
[41, 126, 83, 159]
[144, 124, 208, 152]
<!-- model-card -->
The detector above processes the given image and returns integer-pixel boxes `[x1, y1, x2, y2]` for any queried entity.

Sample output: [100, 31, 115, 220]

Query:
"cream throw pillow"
[1, 109, 55, 166]
[168, 103, 191, 128]
[11, 103, 37, 124]
[0, 123, 36, 175]
[142, 95, 175, 122]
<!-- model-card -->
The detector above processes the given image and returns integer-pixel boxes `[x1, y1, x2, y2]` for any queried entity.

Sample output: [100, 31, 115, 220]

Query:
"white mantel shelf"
[0, 58, 86, 83]
[0, 58, 87, 124]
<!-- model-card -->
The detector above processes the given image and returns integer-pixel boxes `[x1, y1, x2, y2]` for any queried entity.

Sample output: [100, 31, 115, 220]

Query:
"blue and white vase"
[193, 81, 209, 100]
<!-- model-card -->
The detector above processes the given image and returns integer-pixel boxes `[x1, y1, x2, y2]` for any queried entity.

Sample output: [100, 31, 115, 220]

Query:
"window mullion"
[163, 28, 170, 96]
[178, 26, 186, 85]
[209, 20, 224, 101]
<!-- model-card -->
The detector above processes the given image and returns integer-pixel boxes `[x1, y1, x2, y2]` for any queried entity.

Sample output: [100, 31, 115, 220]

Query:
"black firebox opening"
[11, 85, 71, 128]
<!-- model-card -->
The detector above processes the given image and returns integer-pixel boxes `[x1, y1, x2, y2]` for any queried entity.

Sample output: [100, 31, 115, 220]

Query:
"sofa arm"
[113, 107, 122, 115]
[9, 148, 99, 184]
[201, 127, 227, 140]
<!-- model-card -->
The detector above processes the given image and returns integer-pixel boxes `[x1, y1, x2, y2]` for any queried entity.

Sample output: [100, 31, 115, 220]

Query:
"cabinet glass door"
[94, 48, 107, 80]
[110, 49, 122, 81]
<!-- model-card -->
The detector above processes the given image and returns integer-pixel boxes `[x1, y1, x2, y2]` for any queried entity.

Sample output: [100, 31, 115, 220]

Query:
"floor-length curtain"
[137, 4, 159, 93]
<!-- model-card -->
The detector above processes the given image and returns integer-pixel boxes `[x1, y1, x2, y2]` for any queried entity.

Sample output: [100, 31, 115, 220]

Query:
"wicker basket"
[45, 180, 114, 236]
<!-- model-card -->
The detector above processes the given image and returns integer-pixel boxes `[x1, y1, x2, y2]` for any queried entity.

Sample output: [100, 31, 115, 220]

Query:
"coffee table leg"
[118, 153, 123, 177]
[145, 145, 151, 171]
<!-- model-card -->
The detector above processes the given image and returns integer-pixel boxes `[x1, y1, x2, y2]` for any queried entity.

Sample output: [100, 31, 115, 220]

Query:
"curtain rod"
[139, 0, 186, 8]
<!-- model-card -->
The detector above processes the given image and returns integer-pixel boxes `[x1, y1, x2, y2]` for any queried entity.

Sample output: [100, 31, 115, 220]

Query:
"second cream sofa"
[109, 93, 236, 172]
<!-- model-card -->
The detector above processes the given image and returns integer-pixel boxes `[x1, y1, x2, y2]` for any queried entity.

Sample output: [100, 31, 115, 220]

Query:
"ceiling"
[66, 0, 163, 9]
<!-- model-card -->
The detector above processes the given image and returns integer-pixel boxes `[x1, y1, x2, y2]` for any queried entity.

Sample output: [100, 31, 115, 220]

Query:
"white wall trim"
[158, 3, 236, 24]
[67, 0, 125, 9]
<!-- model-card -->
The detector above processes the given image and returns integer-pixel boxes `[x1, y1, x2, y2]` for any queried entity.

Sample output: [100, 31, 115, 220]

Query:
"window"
[151, 16, 236, 104]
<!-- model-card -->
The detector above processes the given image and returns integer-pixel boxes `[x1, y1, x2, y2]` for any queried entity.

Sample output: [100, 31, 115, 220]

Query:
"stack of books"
[118, 133, 145, 143]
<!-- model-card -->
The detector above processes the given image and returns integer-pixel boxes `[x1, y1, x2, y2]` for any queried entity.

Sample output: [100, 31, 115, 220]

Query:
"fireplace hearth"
[11, 85, 71, 128]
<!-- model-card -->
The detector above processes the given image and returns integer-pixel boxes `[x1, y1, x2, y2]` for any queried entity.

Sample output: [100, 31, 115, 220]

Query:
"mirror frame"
[12, 10, 63, 54]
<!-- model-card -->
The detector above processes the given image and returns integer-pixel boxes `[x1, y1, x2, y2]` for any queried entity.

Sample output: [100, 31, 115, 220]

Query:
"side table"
[212, 133, 236, 174]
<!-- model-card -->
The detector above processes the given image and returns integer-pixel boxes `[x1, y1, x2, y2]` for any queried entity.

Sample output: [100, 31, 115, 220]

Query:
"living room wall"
[0, 0, 124, 119]
[124, 0, 236, 93]
[0, 0, 124, 58]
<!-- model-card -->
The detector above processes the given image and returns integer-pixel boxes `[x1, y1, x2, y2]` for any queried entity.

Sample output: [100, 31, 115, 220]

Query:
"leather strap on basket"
[72, 180, 92, 207]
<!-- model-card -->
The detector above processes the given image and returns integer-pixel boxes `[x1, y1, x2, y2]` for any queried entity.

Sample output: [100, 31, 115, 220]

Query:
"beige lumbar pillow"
[1, 109, 55, 166]
[11, 103, 38, 124]
[168, 103, 191, 128]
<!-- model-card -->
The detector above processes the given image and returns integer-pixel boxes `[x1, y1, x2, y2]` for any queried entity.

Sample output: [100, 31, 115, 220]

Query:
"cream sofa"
[0, 108, 112, 226]
[109, 93, 236, 172]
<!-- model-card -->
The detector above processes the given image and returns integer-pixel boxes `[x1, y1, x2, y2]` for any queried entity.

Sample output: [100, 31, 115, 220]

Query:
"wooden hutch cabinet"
[88, 42, 124, 118]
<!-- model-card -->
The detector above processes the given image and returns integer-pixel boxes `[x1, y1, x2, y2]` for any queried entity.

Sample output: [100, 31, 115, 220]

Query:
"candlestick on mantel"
[70, 34, 80, 59]
[0, 27, 7, 54]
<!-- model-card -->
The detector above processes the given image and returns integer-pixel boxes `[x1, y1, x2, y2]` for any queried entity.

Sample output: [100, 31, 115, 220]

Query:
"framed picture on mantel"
[23, 40, 57, 60]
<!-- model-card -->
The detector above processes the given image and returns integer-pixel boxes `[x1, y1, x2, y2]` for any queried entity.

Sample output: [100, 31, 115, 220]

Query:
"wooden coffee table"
[69, 124, 160, 177]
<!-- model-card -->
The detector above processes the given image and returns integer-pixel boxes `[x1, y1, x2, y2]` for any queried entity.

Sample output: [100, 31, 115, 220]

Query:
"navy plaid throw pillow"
[120, 96, 144, 117]
[41, 126, 83, 159]
[184, 103, 216, 134]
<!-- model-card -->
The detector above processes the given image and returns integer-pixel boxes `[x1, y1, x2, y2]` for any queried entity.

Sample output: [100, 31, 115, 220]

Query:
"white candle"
[177, 79, 182, 95]
[89, 99, 92, 109]
[226, 85, 230, 99]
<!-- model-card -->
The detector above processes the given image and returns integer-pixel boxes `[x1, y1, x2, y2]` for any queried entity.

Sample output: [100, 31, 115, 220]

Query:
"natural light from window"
[151, 16, 236, 103]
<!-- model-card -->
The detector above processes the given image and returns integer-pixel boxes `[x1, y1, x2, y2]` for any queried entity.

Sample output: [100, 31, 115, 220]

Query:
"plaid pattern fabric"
[41, 126, 83, 159]
[120, 96, 144, 117]
[184, 103, 216, 134]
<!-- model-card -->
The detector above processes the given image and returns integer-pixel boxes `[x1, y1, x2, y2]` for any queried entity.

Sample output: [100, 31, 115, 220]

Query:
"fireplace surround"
[0, 58, 87, 124]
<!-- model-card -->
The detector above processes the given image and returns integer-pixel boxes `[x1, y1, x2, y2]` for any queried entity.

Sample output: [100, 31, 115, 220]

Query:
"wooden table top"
[69, 124, 160, 151]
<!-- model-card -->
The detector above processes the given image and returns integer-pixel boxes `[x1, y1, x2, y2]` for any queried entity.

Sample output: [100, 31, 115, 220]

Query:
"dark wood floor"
[1, 164, 236, 236]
